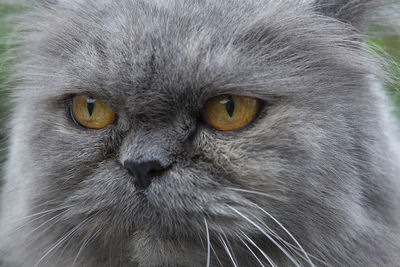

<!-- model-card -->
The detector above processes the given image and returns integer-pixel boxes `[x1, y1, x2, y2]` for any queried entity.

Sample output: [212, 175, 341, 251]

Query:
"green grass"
[382, 37, 400, 115]
[0, 5, 20, 172]
[0, 5, 22, 187]
[0, 7, 22, 266]
[370, 36, 400, 116]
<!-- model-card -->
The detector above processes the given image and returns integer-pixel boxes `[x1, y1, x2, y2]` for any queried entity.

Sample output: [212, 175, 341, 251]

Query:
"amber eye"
[202, 95, 260, 131]
[71, 94, 116, 129]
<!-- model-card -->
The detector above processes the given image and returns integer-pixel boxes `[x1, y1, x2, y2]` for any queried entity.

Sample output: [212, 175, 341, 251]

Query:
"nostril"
[148, 168, 162, 176]
[123, 160, 136, 177]
[147, 161, 163, 173]
[123, 160, 170, 190]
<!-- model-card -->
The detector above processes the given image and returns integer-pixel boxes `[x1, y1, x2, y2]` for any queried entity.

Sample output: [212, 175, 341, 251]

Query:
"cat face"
[1, 0, 399, 266]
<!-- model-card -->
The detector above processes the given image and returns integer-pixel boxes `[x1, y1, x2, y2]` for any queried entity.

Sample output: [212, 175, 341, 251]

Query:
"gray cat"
[1, 0, 399, 266]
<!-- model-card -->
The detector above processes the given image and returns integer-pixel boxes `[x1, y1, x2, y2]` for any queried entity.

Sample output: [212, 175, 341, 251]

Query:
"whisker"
[236, 233, 265, 266]
[253, 204, 314, 267]
[210, 242, 224, 267]
[222, 231, 239, 266]
[33, 216, 91, 267]
[249, 216, 325, 266]
[196, 221, 209, 265]
[71, 226, 102, 267]
[197, 229, 206, 252]
[24, 209, 70, 237]
[239, 230, 276, 267]
[218, 232, 238, 267]
[204, 218, 211, 267]
[228, 205, 301, 267]
[228, 187, 282, 201]
[249, 216, 302, 264]
[2, 205, 72, 227]
[42, 227, 82, 267]
[277, 239, 329, 266]
[3, 212, 57, 236]
[249, 210, 327, 266]
[9, 208, 71, 251]
[54, 223, 83, 266]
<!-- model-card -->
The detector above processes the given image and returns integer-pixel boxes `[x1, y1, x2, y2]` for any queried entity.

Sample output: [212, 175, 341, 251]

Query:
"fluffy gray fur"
[1, 0, 399, 266]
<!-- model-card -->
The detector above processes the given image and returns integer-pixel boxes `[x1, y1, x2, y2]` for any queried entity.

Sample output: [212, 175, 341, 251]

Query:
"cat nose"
[123, 160, 169, 190]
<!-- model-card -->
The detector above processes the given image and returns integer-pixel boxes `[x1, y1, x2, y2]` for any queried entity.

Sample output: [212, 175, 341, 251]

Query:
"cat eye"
[71, 94, 116, 129]
[202, 95, 261, 131]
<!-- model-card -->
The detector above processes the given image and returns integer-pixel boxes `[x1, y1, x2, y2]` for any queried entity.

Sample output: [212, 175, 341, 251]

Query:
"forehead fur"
[17, 0, 385, 105]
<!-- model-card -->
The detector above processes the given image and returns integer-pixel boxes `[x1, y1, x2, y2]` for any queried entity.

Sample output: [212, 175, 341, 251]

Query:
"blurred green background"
[0, 4, 22, 189]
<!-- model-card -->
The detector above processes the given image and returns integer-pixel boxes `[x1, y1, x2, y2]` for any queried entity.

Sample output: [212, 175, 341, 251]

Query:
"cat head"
[2, 0, 399, 265]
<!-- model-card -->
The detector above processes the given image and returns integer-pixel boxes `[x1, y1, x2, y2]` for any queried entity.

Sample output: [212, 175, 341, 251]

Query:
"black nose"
[124, 160, 168, 189]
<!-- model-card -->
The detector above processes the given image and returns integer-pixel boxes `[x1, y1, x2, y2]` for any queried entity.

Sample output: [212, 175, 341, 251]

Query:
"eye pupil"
[71, 94, 115, 129]
[202, 94, 260, 131]
[225, 96, 235, 118]
[86, 98, 96, 116]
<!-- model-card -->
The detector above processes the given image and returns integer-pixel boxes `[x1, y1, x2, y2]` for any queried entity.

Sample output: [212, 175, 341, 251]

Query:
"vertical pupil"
[86, 98, 96, 116]
[225, 96, 234, 117]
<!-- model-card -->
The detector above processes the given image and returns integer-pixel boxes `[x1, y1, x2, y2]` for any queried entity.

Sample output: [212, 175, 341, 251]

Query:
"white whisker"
[54, 223, 82, 266]
[249, 217, 302, 262]
[218, 232, 238, 267]
[210, 242, 224, 267]
[277, 239, 329, 266]
[228, 187, 282, 201]
[26, 209, 69, 237]
[239, 230, 276, 267]
[33, 216, 91, 267]
[253, 204, 314, 267]
[222, 231, 238, 266]
[251, 213, 328, 266]
[4, 205, 72, 230]
[3, 205, 73, 226]
[11, 208, 71, 251]
[204, 218, 211, 267]
[236, 233, 265, 266]
[198, 230, 206, 252]
[228, 206, 301, 267]
[71, 226, 101, 267]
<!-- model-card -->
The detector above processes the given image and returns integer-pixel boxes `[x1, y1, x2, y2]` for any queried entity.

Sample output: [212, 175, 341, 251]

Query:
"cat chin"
[125, 228, 207, 267]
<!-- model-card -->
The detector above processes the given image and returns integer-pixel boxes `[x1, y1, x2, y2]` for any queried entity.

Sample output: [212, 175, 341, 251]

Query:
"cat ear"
[315, 0, 400, 36]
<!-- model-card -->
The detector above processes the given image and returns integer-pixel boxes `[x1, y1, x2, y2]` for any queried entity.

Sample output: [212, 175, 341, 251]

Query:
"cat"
[0, 0, 399, 266]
